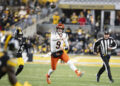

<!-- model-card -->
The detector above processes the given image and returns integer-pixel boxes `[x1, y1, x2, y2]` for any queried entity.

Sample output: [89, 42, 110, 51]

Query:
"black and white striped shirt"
[93, 37, 117, 55]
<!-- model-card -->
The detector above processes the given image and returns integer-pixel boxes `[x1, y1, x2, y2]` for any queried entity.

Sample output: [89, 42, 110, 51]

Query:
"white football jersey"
[51, 32, 69, 53]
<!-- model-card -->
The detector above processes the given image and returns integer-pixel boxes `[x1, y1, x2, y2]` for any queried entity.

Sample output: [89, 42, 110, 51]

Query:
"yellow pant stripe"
[7, 59, 17, 67]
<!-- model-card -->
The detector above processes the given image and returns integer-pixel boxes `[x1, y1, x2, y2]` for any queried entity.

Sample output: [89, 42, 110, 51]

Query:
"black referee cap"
[104, 31, 110, 35]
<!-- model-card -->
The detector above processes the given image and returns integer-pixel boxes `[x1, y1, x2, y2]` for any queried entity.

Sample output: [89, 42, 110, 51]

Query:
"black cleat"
[110, 79, 114, 83]
[96, 75, 100, 82]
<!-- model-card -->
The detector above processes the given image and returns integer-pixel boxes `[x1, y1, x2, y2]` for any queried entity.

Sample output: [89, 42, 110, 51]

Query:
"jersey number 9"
[56, 41, 61, 49]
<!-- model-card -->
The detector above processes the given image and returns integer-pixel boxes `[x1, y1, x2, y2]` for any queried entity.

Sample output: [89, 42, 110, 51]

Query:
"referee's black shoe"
[110, 79, 114, 83]
[96, 75, 100, 82]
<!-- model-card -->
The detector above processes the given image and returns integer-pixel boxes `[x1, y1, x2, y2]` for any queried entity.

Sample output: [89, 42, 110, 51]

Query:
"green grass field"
[0, 64, 120, 86]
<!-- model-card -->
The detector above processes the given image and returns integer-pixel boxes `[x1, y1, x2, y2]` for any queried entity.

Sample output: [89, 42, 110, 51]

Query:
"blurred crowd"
[0, 0, 58, 31]
[65, 27, 93, 54]
[0, 0, 58, 7]
[46, 9, 120, 27]
[0, 6, 36, 31]
[50, 10, 93, 25]
[115, 14, 120, 26]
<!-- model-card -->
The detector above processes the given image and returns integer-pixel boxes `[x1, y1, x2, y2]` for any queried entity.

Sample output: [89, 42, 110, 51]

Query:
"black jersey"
[17, 37, 28, 58]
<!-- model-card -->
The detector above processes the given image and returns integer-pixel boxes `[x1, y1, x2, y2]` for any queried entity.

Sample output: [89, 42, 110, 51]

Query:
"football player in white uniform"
[46, 23, 84, 84]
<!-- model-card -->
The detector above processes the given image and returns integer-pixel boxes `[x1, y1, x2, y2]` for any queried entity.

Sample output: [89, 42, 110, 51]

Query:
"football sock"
[48, 69, 54, 76]
[15, 65, 24, 76]
[67, 60, 77, 71]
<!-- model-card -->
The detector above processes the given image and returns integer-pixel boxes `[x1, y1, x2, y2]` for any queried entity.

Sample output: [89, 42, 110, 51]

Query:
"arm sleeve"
[93, 39, 101, 53]
[110, 39, 117, 49]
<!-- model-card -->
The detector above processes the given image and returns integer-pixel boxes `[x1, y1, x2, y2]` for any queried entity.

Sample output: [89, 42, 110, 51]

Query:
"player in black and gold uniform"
[0, 32, 32, 86]
[0, 33, 18, 79]
[14, 28, 25, 76]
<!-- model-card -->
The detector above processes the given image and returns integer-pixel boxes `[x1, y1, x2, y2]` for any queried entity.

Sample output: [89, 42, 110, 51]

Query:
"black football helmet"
[14, 27, 23, 40]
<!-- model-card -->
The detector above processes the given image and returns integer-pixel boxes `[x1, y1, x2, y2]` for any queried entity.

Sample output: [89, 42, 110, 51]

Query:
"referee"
[93, 31, 117, 83]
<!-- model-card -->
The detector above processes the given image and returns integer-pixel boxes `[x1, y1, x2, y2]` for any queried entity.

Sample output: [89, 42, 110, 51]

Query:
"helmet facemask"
[56, 24, 64, 35]
[57, 27, 64, 34]
[15, 30, 23, 40]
